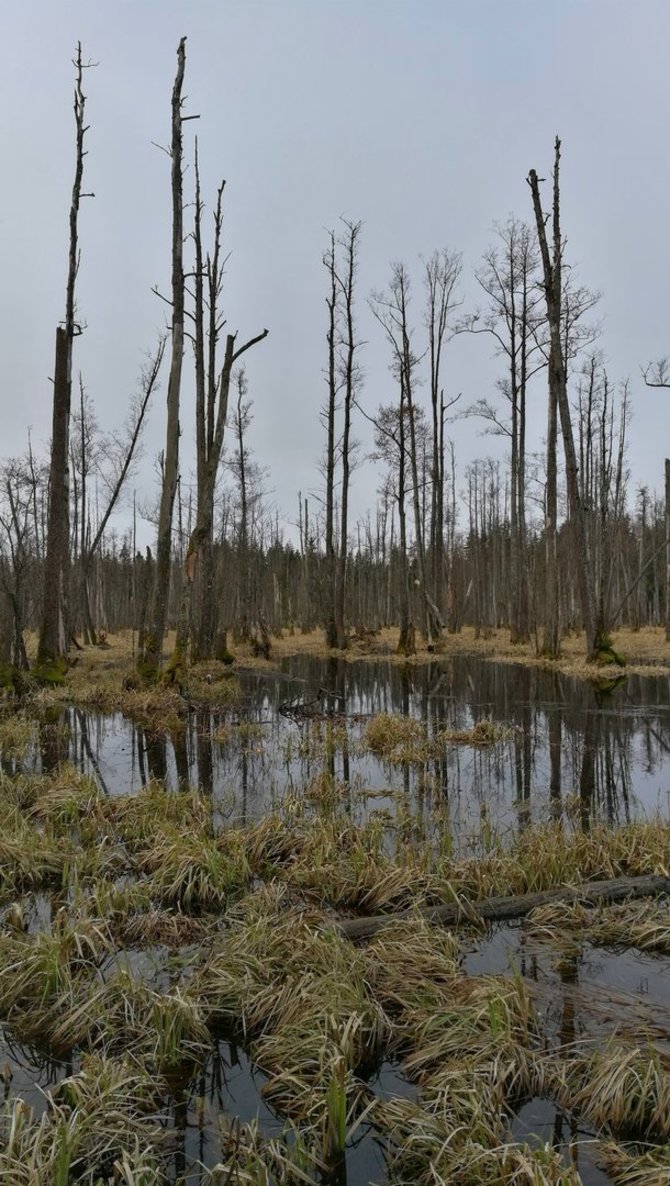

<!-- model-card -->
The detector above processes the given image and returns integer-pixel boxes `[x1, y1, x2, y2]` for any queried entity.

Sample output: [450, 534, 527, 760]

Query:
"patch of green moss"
[32, 656, 69, 686]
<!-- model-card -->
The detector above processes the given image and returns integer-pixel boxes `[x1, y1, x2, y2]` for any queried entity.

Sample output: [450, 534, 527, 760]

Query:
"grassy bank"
[232, 624, 670, 681]
[9, 625, 670, 712]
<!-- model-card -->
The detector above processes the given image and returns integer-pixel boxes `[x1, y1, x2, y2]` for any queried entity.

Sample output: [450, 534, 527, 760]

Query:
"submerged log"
[337, 874, 670, 941]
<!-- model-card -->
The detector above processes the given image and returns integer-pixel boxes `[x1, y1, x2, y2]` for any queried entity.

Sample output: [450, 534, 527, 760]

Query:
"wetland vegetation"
[1, 642, 670, 1184]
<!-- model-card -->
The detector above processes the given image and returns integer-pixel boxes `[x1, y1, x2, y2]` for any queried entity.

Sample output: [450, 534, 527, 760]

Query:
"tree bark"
[665, 459, 670, 641]
[529, 139, 599, 659]
[141, 37, 187, 677]
[333, 220, 362, 650]
[37, 44, 89, 671]
[324, 230, 338, 648]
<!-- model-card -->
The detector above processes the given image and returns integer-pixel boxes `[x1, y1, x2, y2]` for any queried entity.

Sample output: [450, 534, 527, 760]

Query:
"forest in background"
[2, 38, 669, 681]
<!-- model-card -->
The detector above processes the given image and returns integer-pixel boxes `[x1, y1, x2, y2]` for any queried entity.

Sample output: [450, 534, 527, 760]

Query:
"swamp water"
[2, 653, 670, 1183]
[12, 653, 670, 835]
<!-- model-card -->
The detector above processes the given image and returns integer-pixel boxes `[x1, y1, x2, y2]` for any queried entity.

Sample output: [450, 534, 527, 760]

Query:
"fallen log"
[337, 874, 670, 941]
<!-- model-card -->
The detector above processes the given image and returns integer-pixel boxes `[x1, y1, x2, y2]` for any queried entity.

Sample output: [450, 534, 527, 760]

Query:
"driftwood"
[337, 874, 670, 941]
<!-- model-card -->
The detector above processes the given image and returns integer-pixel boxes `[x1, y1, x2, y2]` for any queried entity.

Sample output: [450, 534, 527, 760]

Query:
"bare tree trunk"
[194, 178, 225, 661]
[323, 230, 338, 648]
[141, 38, 187, 678]
[396, 378, 414, 655]
[543, 381, 560, 656]
[184, 329, 267, 664]
[529, 138, 599, 659]
[665, 459, 670, 641]
[37, 44, 90, 673]
[334, 220, 362, 650]
[424, 249, 461, 623]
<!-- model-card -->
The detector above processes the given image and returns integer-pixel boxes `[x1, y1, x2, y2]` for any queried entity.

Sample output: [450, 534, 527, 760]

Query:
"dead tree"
[641, 362, 670, 640]
[140, 37, 188, 678]
[318, 222, 363, 650]
[528, 139, 602, 660]
[423, 249, 462, 621]
[464, 220, 545, 643]
[179, 146, 267, 664]
[323, 230, 339, 648]
[37, 43, 94, 673]
[0, 458, 40, 670]
[371, 263, 440, 646]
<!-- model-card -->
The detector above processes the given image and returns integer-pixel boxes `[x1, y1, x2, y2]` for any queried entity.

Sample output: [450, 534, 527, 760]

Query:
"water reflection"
[7, 656, 670, 847]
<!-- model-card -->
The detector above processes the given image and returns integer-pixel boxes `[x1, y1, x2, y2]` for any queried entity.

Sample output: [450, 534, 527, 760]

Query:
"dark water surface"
[12, 653, 670, 844]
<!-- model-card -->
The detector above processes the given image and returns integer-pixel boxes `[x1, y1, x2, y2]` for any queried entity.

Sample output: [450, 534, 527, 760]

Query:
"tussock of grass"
[364, 712, 513, 764]
[527, 899, 670, 954]
[29, 774, 105, 832]
[363, 917, 460, 1015]
[439, 718, 514, 746]
[244, 809, 443, 913]
[437, 819, 670, 902]
[136, 829, 251, 911]
[118, 907, 217, 948]
[0, 822, 72, 895]
[107, 782, 213, 845]
[0, 711, 34, 760]
[51, 970, 211, 1075]
[0, 1055, 165, 1184]
[364, 712, 428, 762]
[598, 1140, 670, 1185]
[209, 1115, 321, 1185]
[374, 1091, 581, 1185]
[560, 1046, 670, 1141]
[399, 975, 538, 1079]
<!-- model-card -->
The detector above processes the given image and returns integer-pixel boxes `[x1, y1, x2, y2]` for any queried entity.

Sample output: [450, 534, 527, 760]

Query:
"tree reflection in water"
[30, 654, 670, 850]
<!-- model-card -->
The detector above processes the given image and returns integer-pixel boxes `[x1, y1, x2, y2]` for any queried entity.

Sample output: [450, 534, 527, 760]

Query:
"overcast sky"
[2, 0, 670, 545]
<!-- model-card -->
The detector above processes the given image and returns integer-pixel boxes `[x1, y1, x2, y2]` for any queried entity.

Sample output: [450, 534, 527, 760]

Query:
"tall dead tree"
[140, 37, 188, 677]
[529, 139, 601, 660]
[334, 220, 362, 649]
[182, 322, 268, 664]
[424, 249, 462, 620]
[371, 263, 441, 646]
[179, 148, 267, 664]
[641, 363, 670, 641]
[323, 230, 339, 648]
[37, 43, 93, 672]
[464, 220, 545, 643]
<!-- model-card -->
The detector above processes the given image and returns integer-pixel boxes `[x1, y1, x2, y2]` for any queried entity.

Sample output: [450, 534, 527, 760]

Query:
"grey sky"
[2, 0, 670, 544]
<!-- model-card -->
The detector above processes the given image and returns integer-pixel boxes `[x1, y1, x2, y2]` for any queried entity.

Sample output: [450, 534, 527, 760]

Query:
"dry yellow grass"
[20, 623, 670, 691]
[234, 625, 670, 680]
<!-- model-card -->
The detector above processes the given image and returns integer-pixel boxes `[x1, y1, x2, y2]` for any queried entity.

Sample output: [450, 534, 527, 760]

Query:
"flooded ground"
[10, 653, 670, 841]
[1, 653, 669, 1183]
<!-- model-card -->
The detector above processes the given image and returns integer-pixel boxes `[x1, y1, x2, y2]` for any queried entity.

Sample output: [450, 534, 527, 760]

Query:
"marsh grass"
[399, 975, 538, 1079]
[560, 1046, 670, 1141]
[1, 732, 670, 1183]
[439, 718, 515, 746]
[137, 830, 251, 911]
[598, 1140, 670, 1185]
[211, 1115, 321, 1185]
[0, 1056, 166, 1185]
[527, 899, 670, 954]
[374, 1091, 582, 1185]
[0, 711, 34, 760]
[49, 970, 211, 1077]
